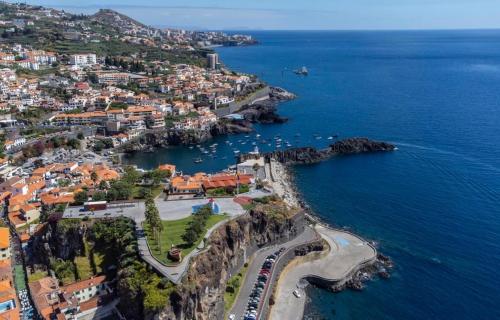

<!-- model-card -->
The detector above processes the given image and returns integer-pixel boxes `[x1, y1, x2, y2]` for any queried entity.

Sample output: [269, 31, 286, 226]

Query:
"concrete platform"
[269, 225, 377, 320]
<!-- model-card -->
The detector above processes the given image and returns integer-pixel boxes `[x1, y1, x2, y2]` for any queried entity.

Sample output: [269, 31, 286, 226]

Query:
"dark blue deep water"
[124, 31, 500, 319]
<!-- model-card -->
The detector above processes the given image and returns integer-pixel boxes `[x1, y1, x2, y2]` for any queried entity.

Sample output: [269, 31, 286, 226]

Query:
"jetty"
[268, 225, 377, 320]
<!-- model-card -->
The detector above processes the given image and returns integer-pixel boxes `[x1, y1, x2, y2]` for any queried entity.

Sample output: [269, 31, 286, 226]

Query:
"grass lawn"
[14, 265, 26, 291]
[145, 214, 227, 266]
[224, 263, 249, 315]
[28, 271, 49, 283]
[93, 249, 105, 274]
[75, 256, 93, 281]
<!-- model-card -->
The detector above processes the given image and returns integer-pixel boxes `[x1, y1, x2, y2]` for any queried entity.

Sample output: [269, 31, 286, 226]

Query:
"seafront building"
[207, 53, 219, 70]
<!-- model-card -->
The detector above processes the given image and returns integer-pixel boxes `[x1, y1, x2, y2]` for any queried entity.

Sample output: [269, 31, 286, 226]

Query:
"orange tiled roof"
[0, 191, 12, 202]
[202, 174, 252, 190]
[8, 211, 25, 228]
[158, 164, 175, 173]
[40, 193, 74, 206]
[9, 194, 31, 206]
[0, 227, 9, 249]
[0, 278, 20, 320]
[29, 277, 60, 320]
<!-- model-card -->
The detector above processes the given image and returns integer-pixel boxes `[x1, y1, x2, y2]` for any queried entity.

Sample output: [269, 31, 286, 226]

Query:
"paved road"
[268, 225, 377, 320]
[229, 226, 318, 320]
[64, 197, 246, 222]
[62, 193, 269, 284]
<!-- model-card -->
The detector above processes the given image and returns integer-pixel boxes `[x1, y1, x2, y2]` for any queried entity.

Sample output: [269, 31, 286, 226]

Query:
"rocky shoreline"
[117, 86, 294, 153]
[240, 137, 396, 165]
[260, 144, 394, 320]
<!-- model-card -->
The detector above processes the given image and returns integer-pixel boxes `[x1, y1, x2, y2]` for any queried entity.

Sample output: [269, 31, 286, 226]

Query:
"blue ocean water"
[124, 30, 500, 319]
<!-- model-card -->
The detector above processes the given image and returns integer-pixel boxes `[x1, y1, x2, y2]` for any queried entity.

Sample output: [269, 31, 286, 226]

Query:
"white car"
[228, 314, 235, 320]
[293, 290, 301, 298]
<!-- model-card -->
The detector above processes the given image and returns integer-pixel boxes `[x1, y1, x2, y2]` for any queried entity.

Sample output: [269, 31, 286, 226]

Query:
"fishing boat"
[294, 66, 308, 76]
[233, 150, 240, 154]
[194, 158, 203, 163]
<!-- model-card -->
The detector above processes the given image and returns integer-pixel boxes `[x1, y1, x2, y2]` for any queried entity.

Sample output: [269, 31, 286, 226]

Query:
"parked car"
[293, 290, 301, 298]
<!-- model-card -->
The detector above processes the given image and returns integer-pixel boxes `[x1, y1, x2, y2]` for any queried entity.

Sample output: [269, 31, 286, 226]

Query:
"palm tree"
[252, 163, 260, 181]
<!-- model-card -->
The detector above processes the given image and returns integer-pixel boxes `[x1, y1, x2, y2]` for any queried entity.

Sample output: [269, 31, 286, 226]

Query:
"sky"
[14, 0, 500, 30]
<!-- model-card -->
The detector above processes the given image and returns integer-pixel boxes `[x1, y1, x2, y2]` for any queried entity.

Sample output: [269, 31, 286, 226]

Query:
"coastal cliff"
[27, 219, 85, 266]
[159, 204, 305, 320]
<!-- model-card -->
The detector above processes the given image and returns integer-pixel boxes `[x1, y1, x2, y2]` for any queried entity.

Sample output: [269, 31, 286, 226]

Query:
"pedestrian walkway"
[269, 225, 377, 320]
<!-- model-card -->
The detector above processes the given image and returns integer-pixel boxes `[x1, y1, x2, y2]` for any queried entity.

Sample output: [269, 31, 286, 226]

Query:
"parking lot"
[63, 197, 246, 222]
[229, 248, 285, 320]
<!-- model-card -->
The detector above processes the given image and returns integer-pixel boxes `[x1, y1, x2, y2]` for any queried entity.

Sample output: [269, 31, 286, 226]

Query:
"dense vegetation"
[89, 217, 175, 319]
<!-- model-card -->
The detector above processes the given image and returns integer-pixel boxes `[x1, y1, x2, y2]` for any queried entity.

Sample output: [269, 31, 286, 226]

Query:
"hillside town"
[0, 2, 272, 320]
[0, 2, 395, 320]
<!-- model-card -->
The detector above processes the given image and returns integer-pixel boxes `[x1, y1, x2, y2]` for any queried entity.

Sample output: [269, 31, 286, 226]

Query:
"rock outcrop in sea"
[239, 137, 396, 164]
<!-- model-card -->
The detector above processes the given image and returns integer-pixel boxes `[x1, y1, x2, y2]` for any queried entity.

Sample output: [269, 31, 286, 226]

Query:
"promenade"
[268, 225, 377, 320]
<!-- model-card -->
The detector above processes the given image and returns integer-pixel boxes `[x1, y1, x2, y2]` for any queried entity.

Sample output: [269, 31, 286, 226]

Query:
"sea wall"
[261, 239, 325, 319]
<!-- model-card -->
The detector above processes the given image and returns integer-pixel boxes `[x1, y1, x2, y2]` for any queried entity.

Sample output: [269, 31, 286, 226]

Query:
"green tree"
[92, 191, 107, 201]
[74, 191, 88, 205]
[150, 169, 168, 186]
[181, 228, 198, 246]
[90, 171, 98, 186]
[123, 166, 141, 185]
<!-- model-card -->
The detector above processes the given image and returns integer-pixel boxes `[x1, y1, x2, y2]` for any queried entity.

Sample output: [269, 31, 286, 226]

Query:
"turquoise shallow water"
[124, 30, 500, 319]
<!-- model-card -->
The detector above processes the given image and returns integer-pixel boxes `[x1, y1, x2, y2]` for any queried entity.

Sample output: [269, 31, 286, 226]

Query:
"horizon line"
[8, 2, 500, 33]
